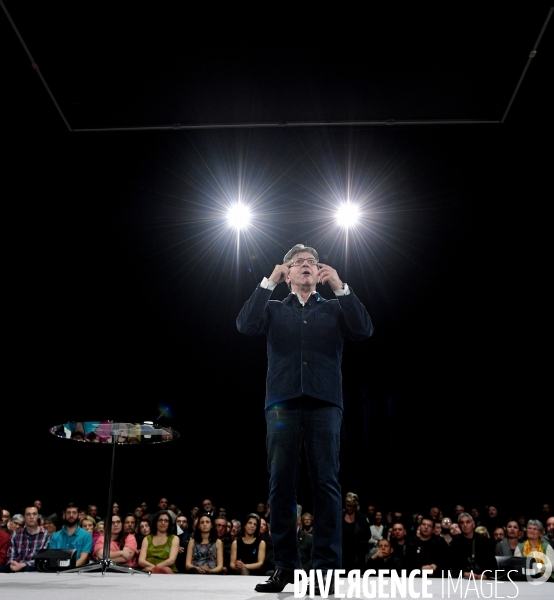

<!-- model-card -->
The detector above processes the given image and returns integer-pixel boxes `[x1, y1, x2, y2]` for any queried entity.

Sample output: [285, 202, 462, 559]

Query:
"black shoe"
[314, 572, 335, 596]
[255, 568, 294, 593]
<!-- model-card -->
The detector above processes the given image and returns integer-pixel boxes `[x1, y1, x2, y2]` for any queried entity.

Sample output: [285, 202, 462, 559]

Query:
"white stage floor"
[0, 573, 550, 600]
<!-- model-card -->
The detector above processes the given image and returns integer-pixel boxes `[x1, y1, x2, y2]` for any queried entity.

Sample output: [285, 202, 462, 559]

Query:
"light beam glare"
[227, 203, 252, 230]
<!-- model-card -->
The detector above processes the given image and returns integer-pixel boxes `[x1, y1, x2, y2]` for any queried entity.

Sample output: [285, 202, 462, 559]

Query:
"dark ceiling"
[2, 4, 552, 516]
[3, 4, 552, 129]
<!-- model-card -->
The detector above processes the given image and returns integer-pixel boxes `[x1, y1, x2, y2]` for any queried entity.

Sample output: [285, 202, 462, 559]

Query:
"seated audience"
[301, 513, 314, 534]
[8, 515, 24, 535]
[0, 506, 9, 567]
[94, 515, 138, 568]
[42, 514, 60, 535]
[514, 519, 554, 581]
[0, 506, 50, 572]
[80, 516, 96, 536]
[93, 521, 105, 546]
[450, 513, 497, 580]
[230, 513, 266, 575]
[230, 520, 241, 541]
[185, 513, 223, 574]
[369, 511, 386, 550]
[388, 522, 408, 568]
[136, 518, 151, 551]
[1, 509, 10, 532]
[543, 516, 554, 551]
[87, 505, 100, 523]
[342, 492, 370, 572]
[405, 517, 442, 576]
[496, 520, 520, 556]
[475, 526, 490, 538]
[214, 516, 232, 573]
[49, 503, 92, 567]
[367, 539, 402, 573]
[259, 516, 275, 574]
[438, 517, 454, 546]
[493, 527, 505, 543]
[138, 510, 179, 573]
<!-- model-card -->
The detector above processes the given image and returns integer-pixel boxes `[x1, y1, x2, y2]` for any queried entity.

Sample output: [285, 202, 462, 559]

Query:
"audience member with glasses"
[138, 510, 179, 573]
[93, 514, 138, 567]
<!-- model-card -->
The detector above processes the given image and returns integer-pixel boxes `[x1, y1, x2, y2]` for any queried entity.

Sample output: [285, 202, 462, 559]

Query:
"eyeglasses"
[157, 518, 170, 523]
[290, 258, 317, 267]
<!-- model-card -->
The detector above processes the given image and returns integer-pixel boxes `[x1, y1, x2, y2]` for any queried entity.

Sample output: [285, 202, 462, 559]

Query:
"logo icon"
[525, 551, 552, 585]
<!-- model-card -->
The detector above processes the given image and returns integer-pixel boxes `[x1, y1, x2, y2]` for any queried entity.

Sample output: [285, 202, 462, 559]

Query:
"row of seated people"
[1, 498, 553, 579]
[0, 502, 274, 575]
[340, 493, 554, 581]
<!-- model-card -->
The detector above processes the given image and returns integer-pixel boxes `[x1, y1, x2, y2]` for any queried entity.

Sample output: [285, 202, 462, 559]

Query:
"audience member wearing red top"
[94, 515, 138, 567]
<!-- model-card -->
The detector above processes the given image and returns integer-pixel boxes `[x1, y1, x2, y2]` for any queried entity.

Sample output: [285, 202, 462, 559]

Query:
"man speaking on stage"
[237, 243, 373, 594]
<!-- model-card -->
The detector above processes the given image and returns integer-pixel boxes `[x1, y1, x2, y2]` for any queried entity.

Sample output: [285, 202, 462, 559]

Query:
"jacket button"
[303, 361, 307, 365]
[303, 320, 307, 324]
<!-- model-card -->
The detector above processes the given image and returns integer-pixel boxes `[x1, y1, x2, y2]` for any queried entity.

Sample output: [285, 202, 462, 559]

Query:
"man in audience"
[390, 522, 409, 563]
[450, 513, 497, 579]
[48, 503, 92, 567]
[454, 505, 465, 519]
[0, 506, 50, 572]
[157, 498, 169, 511]
[405, 517, 442, 576]
[123, 514, 137, 535]
[1, 509, 10, 532]
[543, 516, 554, 550]
[493, 527, 505, 543]
[176, 515, 190, 538]
[471, 507, 484, 528]
[0, 506, 10, 567]
[33, 501, 45, 523]
[367, 505, 376, 524]
[202, 499, 215, 516]
[215, 516, 232, 573]
[87, 505, 99, 523]
[429, 507, 441, 522]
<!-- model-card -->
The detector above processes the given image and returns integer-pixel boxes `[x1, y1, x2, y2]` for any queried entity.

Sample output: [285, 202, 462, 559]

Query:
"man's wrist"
[333, 283, 349, 295]
[260, 277, 278, 290]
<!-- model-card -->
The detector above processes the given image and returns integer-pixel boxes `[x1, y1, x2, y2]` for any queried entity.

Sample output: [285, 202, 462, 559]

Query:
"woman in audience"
[94, 515, 138, 567]
[135, 518, 151, 549]
[138, 510, 179, 573]
[259, 517, 274, 574]
[514, 519, 554, 580]
[185, 513, 223, 574]
[342, 492, 370, 572]
[42, 513, 59, 535]
[230, 513, 266, 575]
[496, 520, 520, 556]
[368, 510, 386, 550]
[80, 516, 96, 535]
[301, 513, 314, 534]
[475, 526, 490, 538]
[93, 520, 105, 545]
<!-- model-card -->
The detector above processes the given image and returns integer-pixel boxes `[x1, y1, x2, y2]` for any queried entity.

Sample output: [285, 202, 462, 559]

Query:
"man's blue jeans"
[265, 397, 342, 572]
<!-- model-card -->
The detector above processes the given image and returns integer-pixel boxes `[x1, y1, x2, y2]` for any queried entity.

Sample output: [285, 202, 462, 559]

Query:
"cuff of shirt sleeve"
[334, 283, 350, 296]
[260, 278, 278, 290]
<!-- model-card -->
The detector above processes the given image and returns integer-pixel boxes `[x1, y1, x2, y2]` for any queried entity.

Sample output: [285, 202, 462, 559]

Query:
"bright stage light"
[227, 203, 252, 229]
[335, 203, 360, 228]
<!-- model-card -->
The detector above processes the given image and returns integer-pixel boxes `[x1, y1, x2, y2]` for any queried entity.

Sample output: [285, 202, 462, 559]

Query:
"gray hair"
[283, 244, 319, 264]
[458, 512, 474, 524]
[527, 519, 545, 534]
